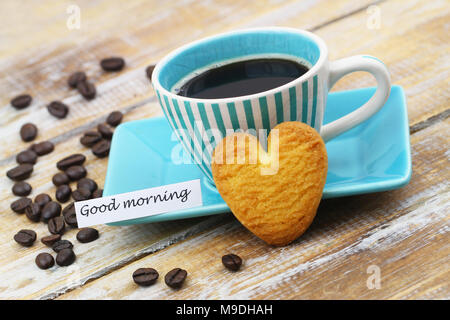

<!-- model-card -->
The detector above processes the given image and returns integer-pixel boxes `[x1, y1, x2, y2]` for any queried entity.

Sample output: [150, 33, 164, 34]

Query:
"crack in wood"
[410, 108, 450, 134]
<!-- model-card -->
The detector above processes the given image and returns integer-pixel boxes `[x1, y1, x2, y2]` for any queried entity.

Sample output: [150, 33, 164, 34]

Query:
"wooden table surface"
[0, 0, 448, 300]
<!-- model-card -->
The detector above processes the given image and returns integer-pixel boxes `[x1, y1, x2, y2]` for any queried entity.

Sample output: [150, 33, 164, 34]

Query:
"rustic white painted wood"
[0, 0, 448, 299]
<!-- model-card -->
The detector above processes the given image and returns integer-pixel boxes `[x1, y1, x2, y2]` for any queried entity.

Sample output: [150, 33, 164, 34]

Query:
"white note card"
[74, 179, 203, 227]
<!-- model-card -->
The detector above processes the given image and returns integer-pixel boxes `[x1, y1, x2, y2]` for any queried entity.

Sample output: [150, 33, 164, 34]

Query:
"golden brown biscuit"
[212, 121, 328, 246]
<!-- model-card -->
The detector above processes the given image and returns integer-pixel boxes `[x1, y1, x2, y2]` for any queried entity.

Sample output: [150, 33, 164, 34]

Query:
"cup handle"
[321, 55, 391, 142]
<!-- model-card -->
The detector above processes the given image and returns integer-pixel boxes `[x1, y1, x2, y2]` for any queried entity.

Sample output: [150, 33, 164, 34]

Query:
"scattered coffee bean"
[11, 197, 32, 213]
[68, 71, 87, 88]
[100, 57, 125, 71]
[65, 165, 87, 181]
[80, 131, 102, 147]
[52, 239, 73, 253]
[76, 227, 99, 243]
[47, 101, 69, 119]
[56, 153, 86, 171]
[92, 140, 110, 158]
[62, 203, 78, 228]
[34, 193, 52, 208]
[41, 201, 61, 223]
[146, 65, 155, 80]
[52, 172, 70, 186]
[35, 253, 55, 270]
[12, 181, 32, 196]
[165, 268, 187, 289]
[72, 188, 91, 201]
[55, 184, 72, 203]
[6, 163, 33, 181]
[41, 234, 61, 247]
[32, 141, 54, 156]
[222, 254, 242, 271]
[97, 123, 113, 140]
[25, 202, 41, 222]
[48, 216, 65, 235]
[14, 229, 36, 247]
[92, 189, 103, 199]
[133, 268, 159, 286]
[56, 248, 76, 266]
[20, 123, 38, 142]
[77, 80, 96, 100]
[16, 149, 38, 165]
[106, 111, 123, 127]
[77, 178, 98, 192]
[11, 94, 32, 110]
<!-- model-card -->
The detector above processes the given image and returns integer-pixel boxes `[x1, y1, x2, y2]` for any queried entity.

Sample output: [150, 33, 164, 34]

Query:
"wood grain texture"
[59, 120, 450, 299]
[0, 0, 383, 300]
[0, 0, 448, 300]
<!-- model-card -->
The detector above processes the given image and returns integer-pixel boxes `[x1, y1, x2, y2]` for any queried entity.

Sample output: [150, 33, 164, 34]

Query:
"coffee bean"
[222, 254, 242, 271]
[92, 189, 103, 199]
[133, 268, 159, 286]
[106, 111, 123, 127]
[34, 193, 52, 208]
[11, 94, 32, 109]
[52, 239, 73, 253]
[41, 201, 61, 223]
[56, 154, 86, 171]
[77, 178, 98, 192]
[62, 203, 78, 228]
[80, 131, 102, 147]
[48, 216, 65, 235]
[68, 71, 87, 88]
[11, 197, 32, 213]
[47, 101, 69, 119]
[25, 202, 41, 222]
[35, 253, 55, 270]
[56, 248, 76, 266]
[92, 140, 110, 158]
[164, 268, 187, 289]
[100, 57, 125, 71]
[97, 123, 113, 140]
[32, 141, 54, 156]
[20, 123, 38, 142]
[16, 150, 38, 165]
[76, 228, 99, 243]
[55, 184, 72, 203]
[12, 181, 32, 196]
[14, 229, 36, 247]
[77, 80, 96, 100]
[52, 172, 70, 186]
[72, 188, 91, 201]
[146, 65, 155, 80]
[65, 165, 87, 181]
[7, 163, 33, 181]
[41, 234, 61, 246]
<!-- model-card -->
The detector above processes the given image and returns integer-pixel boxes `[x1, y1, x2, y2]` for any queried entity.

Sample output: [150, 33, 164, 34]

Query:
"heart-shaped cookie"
[212, 121, 328, 246]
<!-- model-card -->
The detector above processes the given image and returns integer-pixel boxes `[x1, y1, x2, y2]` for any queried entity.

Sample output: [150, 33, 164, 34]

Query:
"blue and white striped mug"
[152, 27, 391, 181]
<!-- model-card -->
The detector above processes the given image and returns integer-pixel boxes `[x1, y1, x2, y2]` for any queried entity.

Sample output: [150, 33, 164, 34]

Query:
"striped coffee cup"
[152, 27, 391, 181]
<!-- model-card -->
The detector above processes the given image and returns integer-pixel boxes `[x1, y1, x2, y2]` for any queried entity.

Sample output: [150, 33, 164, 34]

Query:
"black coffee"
[177, 58, 309, 99]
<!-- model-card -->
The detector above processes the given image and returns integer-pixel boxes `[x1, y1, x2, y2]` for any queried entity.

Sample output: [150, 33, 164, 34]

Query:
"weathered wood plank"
[1, 0, 386, 299]
[0, 0, 448, 300]
[1, 0, 448, 162]
[57, 120, 450, 299]
[0, 0, 389, 160]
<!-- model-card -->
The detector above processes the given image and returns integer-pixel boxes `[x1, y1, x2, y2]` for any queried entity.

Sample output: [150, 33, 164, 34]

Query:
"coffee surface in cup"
[176, 58, 309, 99]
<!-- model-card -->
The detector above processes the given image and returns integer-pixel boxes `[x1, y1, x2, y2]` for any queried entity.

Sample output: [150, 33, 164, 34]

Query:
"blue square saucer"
[104, 85, 411, 226]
